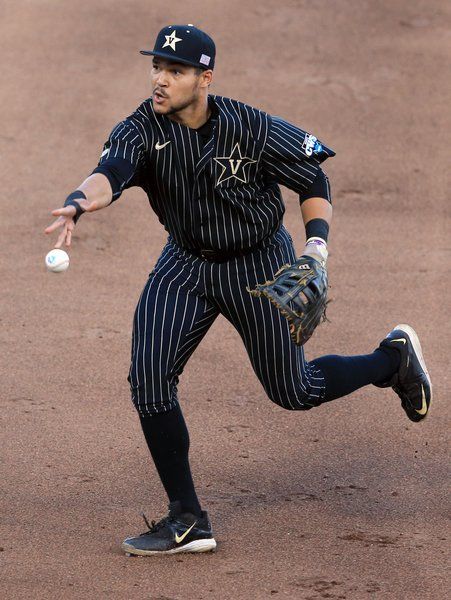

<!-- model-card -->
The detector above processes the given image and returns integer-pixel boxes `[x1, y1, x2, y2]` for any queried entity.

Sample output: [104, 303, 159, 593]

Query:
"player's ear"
[200, 69, 213, 87]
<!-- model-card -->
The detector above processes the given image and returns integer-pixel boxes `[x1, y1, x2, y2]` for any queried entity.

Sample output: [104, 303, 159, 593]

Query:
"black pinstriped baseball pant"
[128, 226, 327, 417]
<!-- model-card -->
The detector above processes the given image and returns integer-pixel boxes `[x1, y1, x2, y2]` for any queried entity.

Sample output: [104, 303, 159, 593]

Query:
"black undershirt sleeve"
[298, 168, 331, 204]
[91, 158, 137, 201]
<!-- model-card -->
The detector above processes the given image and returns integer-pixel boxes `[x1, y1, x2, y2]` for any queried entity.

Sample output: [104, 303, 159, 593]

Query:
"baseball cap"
[140, 24, 215, 70]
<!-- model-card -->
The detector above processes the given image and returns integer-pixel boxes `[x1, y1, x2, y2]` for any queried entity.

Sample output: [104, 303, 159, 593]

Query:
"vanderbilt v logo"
[214, 144, 256, 185]
[230, 159, 242, 175]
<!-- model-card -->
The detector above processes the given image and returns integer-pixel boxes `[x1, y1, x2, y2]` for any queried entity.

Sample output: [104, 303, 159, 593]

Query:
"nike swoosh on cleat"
[415, 385, 428, 416]
[155, 141, 171, 150]
[175, 522, 196, 544]
[391, 338, 407, 344]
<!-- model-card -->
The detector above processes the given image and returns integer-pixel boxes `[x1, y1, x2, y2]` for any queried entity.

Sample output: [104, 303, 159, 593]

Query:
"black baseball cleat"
[375, 324, 432, 422]
[122, 501, 217, 555]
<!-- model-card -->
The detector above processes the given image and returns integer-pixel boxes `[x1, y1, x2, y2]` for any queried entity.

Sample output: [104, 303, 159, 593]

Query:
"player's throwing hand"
[45, 175, 114, 248]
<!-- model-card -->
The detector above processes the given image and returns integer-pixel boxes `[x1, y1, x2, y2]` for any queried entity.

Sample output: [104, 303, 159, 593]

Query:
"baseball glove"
[247, 256, 328, 346]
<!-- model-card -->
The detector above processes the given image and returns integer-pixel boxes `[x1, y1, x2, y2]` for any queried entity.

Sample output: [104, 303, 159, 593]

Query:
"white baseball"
[45, 249, 70, 273]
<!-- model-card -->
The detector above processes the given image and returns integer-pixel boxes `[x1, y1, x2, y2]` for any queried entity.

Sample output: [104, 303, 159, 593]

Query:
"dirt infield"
[1, 0, 450, 598]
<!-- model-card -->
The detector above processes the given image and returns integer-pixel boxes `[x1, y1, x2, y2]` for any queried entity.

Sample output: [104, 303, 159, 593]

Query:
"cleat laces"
[139, 512, 175, 536]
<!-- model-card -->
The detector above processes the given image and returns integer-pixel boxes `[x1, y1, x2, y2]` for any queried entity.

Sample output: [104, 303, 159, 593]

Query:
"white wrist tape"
[306, 237, 327, 247]
[304, 237, 328, 262]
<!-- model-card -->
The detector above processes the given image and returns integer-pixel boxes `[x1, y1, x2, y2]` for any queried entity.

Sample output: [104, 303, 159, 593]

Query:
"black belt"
[185, 241, 265, 263]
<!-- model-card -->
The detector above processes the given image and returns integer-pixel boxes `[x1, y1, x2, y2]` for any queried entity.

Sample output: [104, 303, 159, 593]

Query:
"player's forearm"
[300, 197, 332, 263]
[300, 196, 333, 227]
[77, 173, 113, 211]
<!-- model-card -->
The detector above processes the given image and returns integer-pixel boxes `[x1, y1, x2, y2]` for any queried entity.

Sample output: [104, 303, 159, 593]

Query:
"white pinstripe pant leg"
[209, 228, 326, 410]
[128, 242, 219, 417]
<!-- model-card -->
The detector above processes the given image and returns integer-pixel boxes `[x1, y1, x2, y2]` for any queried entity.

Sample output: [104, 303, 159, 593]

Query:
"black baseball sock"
[310, 346, 401, 402]
[139, 403, 202, 517]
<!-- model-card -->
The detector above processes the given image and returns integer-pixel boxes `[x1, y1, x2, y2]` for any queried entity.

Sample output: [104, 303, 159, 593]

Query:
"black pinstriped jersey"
[93, 95, 335, 252]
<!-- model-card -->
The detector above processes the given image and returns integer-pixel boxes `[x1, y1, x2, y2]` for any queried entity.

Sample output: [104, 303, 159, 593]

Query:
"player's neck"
[167, 96, 211, 130]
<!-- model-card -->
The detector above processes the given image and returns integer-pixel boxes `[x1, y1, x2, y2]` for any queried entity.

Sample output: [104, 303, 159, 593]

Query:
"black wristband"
[64, 191, 87, 224]
[305, 218, 329, 243]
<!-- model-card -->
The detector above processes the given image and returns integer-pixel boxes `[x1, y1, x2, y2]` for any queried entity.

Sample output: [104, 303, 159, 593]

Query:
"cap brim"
[139, 50, 210, 69]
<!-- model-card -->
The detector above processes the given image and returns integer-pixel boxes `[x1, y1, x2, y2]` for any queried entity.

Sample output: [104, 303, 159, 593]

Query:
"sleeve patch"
[302, 133, 320, 157]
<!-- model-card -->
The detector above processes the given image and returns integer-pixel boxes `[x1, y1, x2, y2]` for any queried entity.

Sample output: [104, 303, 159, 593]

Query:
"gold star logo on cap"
[162, 30, 182, 51]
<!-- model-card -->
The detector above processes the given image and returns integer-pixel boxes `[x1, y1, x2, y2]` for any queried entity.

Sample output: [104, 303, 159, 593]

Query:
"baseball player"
[45, 25, 432, 556]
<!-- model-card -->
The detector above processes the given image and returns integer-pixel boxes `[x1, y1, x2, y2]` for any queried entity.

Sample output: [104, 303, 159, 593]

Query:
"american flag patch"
[199, 54, 211, 66]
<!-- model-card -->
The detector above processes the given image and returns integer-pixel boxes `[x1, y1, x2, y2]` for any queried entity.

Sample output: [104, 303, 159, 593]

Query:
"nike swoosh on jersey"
[175, 522, 196, 544]
[101, 148, 109, 158]
[415, 385, 428, 415]
[155, 141, 171, 150]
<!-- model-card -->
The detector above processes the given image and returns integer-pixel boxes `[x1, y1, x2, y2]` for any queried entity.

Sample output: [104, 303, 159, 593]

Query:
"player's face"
[151, 58, 210, 115]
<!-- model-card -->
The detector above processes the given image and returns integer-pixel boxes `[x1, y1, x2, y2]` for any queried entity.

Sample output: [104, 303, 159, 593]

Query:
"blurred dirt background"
[1, 0, 450, 598]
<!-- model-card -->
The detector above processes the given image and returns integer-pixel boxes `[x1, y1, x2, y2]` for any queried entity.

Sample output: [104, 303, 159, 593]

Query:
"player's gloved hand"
[247, 251, 329, 346]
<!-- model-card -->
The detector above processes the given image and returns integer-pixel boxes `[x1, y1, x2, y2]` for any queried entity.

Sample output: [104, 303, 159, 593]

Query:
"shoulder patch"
[314, 141, 323, 154]
[302, 133, 318, 157]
